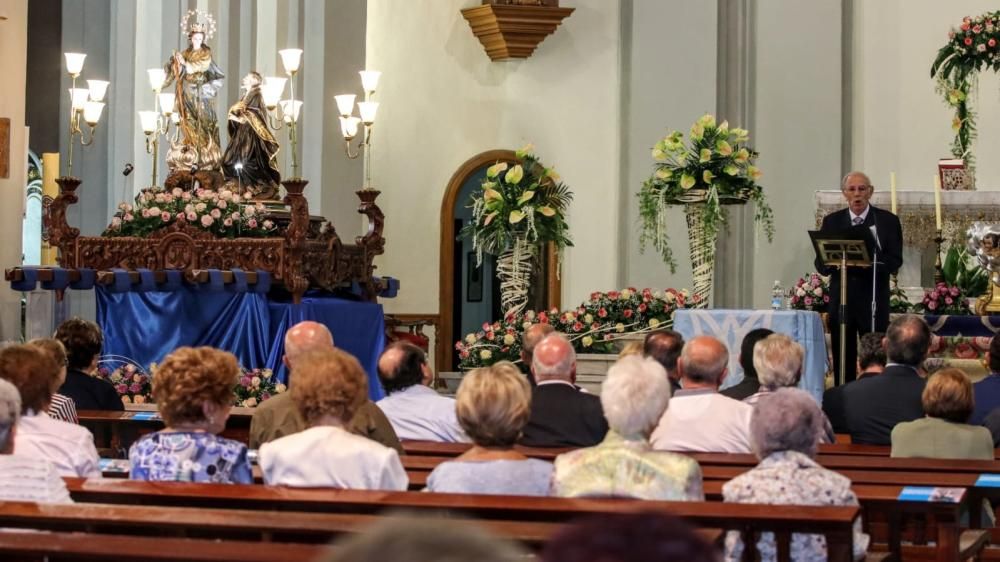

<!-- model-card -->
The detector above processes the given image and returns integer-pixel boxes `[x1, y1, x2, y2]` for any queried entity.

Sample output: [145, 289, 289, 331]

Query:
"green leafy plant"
[638, 114, 774, 271]
[942, 245, 990, 297]
[459, 146, 573, 266]
[889, 284, 913, 313]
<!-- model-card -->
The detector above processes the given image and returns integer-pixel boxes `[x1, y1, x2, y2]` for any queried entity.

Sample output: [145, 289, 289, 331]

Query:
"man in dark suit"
[822, 332, 885, 433]
[643, 329, 685, 394]
[54, 318, 124, 411]
[520, 333, 608, 447]
[815, 171, 903, 384]
[843, 315, 927, 445]
[720, 328, 773, 401]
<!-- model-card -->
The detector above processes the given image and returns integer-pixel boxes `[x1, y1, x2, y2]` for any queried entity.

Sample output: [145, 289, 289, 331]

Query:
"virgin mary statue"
[163, 16, 225, 172]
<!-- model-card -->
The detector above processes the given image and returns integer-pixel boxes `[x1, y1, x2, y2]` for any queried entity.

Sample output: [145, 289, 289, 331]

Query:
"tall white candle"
[890, 172, 897, 214]
[934, 175, 943, 230]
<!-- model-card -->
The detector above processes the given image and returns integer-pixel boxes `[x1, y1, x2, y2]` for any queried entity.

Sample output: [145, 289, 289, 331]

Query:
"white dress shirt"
[0, 455, 73, 503]
[259, 425, 408, 490]
[650, 389, 753, 454]
[849, 205, 870, 225]
[376, 384, 469, 442]
[15, 411, 100, 478]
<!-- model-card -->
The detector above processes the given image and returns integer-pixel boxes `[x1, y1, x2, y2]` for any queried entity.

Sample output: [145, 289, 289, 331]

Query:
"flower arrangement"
[103, 186, 279, 238]
[455, 287, 691, 370]
[942, 245, 989, 297]
[788, 273, 830, 312]
[95, 358, 153, 404]
[930, 11, 1000, 175]
[638, 113, 775, 271]
[460, 145, 573, 317]
[233, 367, 286, 408]
[918, 282, 971, 315]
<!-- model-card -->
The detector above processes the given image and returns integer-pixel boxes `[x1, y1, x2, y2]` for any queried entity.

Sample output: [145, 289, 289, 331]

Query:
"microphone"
[122, 163, 134, 177]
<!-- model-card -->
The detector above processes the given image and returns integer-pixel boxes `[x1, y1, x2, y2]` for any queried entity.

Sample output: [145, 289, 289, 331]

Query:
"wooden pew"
[79, 409, 252, 454]
[62, 478, 860, 561]
[0, 530, 328, 562]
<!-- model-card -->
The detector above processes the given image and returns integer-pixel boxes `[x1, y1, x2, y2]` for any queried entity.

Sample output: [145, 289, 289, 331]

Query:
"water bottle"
[771, 280, 784, 310]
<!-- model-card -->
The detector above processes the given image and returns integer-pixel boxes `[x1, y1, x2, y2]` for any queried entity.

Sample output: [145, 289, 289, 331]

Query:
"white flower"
[649, 318, 661, 328]
[275, 383, 287, 393]
[244, 206, 256, 216]
[465, 334, 477, 345]
[503, 333, 515, 346]
[244, 397, 258, 407]
[251, 376, 261, 387]
[195, 202, 207, 213]
[480, 350, 492, 360]
[615, 323, 625, 333]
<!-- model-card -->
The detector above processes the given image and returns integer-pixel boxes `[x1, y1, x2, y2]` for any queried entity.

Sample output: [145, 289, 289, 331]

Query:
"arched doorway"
[438, 150, 561, 371]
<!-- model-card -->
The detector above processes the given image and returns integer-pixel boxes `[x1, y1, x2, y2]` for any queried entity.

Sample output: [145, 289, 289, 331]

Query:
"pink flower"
[572, 322, 583, 332]
[638, 303, 648, 313]
[223, 218, 233, 227]
[231, 212, 241, 221]
[945, 297, 954, 305]
[623, 309, 634, 318]
[181, 191, 192, 201]
[804, 297, 813, 306]
[990, 38, 997, 47]
[115, 383, 128, 394]
[201, 215, 214, 227]
[597, 308, 608, 318]
[210, 208, 222, 219]
[950, 287, 960, 297]
[217, 199, 228, 209]
[973, 24, 982, 33]
[186, 212, 197, 222]
[965, 37, 974, 46]
[928, 300, 938, 310]
[607, 291, 620, 300]
[123, 213, 134, 222]
[961, 21, 971, 31]
[978, 44, 987, 52]
[175, 212, 184, 220]
[111, 217, 122, 228]
[129, 383, 142, 393]
[248, 219, 258, 228]
[823, 295, 830, 303]
[160, 212, 171, 222]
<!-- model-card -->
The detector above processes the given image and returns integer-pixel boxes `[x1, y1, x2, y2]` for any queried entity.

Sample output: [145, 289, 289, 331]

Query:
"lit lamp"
[138, 94, 174, 188]
[63, 52, 106, 178]
[278, 48, 304, 179]
[336, 70, 381, 189]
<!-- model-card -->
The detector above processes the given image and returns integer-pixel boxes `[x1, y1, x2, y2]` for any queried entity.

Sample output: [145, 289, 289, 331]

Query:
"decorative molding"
[461, 3, 574, 61]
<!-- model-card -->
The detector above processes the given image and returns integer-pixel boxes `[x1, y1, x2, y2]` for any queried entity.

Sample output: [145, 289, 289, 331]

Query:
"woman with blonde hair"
[892, 368, 993, 459]
[426, 361, 552, 495]
[129, 347, 251, 483]
[260, 348, 407, 490]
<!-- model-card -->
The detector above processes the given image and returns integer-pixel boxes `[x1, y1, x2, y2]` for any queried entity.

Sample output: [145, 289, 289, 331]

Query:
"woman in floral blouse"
[129, 347, 251, 484]
[723, 388, 869, 561]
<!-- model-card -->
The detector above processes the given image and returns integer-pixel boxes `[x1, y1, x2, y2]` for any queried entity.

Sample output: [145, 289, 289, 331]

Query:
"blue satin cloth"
[96, 288, 386, 401]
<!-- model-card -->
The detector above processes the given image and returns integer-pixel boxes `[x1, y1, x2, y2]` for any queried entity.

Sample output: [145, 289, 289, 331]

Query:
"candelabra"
[63, 53, 107, 178]
[335, 70, 381, 189]
[277, 49, 304, 179]
[138, 68, 178, 188]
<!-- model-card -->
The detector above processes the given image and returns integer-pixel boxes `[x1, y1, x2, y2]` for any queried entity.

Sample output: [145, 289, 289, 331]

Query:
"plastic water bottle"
[771, 280, 784, 310]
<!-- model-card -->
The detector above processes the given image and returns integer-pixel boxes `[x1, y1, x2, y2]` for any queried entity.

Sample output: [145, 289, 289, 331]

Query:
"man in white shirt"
[650, 335, 753, 453]
[376, 342, 468, 442]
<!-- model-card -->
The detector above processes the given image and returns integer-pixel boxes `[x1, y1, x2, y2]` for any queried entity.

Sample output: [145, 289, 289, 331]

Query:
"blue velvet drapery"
[97, 288, 386, 400]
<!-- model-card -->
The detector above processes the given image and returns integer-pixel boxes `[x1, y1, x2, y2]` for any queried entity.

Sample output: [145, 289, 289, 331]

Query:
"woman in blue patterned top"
[129, 347, 251, 484]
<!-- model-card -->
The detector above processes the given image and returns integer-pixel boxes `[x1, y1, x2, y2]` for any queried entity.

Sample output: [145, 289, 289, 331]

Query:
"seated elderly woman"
[744, 333, 834, 443]
[0, 344, 99, 478]
[892, 368, 994, 459]
[260, 348, 407, 490]
[28, 338, 79, 424]
[551, 355, 703, 500]
[0, 378, 72, 502]
[426, 361, 552, 495]
[724, 388, 869, 561]
[129, 347, 251, 483]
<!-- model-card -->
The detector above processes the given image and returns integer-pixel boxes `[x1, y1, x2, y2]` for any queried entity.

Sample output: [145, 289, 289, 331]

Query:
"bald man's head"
[678, 336, 729, 388]
[531, 334, 576, 383]
[284, 321, 334, 369]
[378, 342, 431, 394]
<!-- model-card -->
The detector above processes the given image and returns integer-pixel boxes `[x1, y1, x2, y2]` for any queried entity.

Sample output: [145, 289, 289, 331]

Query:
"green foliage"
[638, 114, 775, 272]
[942, 245, 989, 296]
[459, 148, 573, 264]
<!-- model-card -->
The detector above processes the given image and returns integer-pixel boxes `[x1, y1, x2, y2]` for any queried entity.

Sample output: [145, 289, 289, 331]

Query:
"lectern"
[809, 229, 873, 386]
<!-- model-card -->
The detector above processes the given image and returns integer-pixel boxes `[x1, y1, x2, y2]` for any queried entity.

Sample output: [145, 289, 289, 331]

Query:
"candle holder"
[278, 49, 303, 180]
[934, 228, 945, 285]
[336, 70, 381, 190]
[63, 53, 107, 178]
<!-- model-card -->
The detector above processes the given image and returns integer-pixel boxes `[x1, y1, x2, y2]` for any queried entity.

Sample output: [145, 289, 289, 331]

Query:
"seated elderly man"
[650, 336, 753, 453]
[724, 388, 869, 561]
[552, 355, 703, 500]
[377, 342, 467, 442]
[0, 345, 100, 478]
[843, 315, 928, 445]
[249, 321, 401, 452]
[0, 378, 72, 503]
[823, 332, 885, 434]
[520, 333, 608, 447]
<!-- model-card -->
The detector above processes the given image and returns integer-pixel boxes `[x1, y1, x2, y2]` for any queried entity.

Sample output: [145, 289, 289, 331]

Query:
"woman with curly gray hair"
[723, 388, 868, 561]
[0, 378, 71, 503]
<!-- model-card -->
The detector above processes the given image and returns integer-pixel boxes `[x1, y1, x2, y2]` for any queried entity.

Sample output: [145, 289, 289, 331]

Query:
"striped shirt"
[0, 455, 73, 503]
[47, 394, 78, 424]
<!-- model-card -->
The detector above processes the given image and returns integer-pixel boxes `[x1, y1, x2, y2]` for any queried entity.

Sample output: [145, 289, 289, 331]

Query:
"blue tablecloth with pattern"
[673, 309, 827, 403]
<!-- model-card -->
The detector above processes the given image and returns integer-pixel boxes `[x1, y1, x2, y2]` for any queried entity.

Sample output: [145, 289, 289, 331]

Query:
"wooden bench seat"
[61, 478, 859, 561]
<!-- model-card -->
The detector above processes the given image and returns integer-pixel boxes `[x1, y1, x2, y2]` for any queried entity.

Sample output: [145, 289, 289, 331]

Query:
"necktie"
[853, 216, 863, 226]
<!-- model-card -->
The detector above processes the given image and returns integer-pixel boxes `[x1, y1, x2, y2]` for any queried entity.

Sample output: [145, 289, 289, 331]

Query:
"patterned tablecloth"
[673, 309, 827, 403]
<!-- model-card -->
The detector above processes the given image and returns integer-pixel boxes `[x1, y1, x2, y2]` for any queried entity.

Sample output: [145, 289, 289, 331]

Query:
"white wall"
[366, 0, 621, 314]
[853, 0, 1000, 191]
[0, 0, 28, 339]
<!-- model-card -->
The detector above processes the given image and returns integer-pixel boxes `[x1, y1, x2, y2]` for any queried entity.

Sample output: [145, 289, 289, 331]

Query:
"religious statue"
[222, 72, 281, 200]
[164, 10, 225, 175]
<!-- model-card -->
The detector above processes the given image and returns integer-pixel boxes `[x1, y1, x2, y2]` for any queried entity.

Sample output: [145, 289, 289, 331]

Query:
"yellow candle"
[41, 153, 60, 266]
[933, 175, 942, 230]
[890, 172, 897, 214]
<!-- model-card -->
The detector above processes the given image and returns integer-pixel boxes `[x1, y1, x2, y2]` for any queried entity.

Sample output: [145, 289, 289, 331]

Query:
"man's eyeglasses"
[843, 185, 871, 193]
